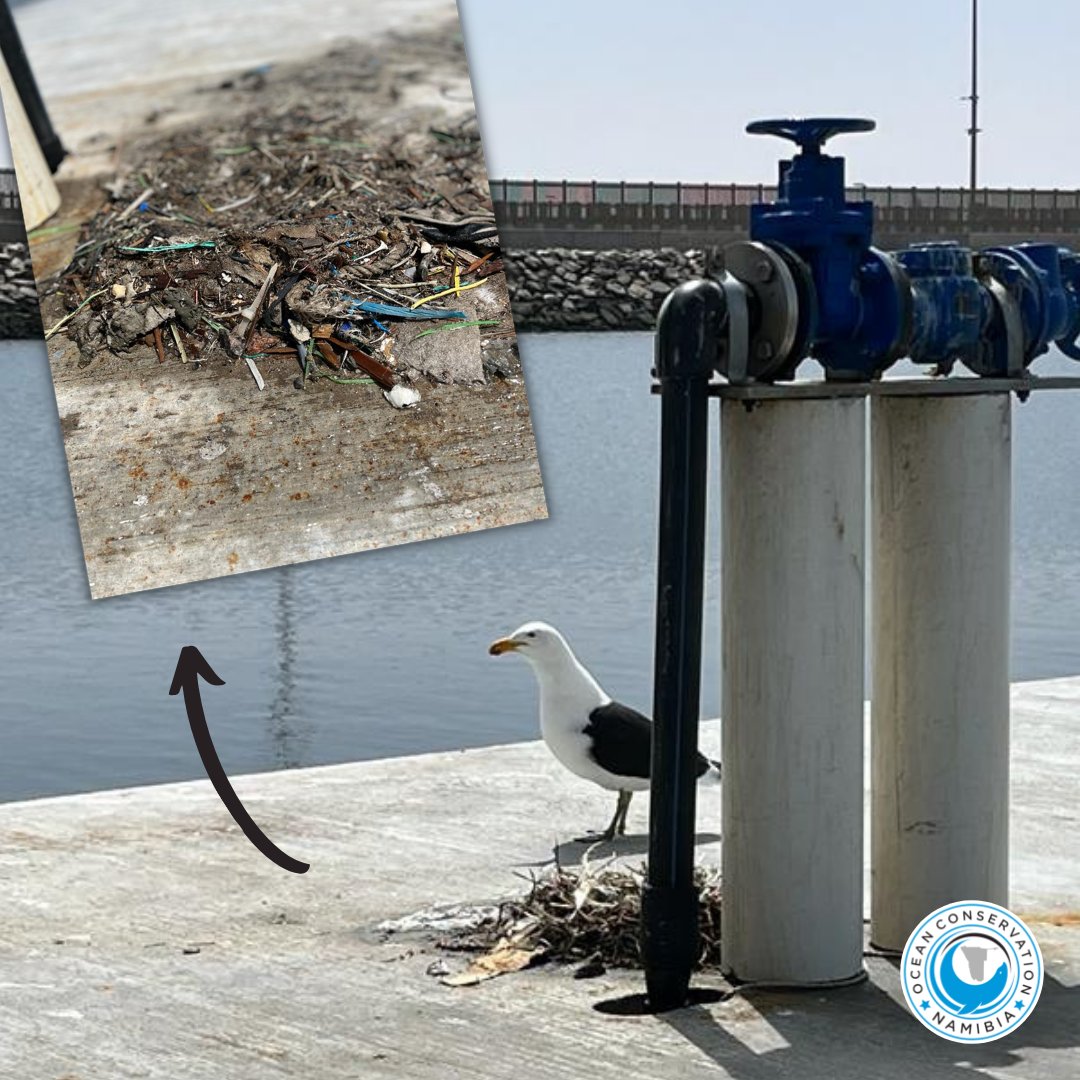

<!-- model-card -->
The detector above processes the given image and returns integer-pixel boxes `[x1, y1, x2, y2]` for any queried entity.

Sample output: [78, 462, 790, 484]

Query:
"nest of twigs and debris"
[43, 33, 518, 397]
[422, 853, 722, 983]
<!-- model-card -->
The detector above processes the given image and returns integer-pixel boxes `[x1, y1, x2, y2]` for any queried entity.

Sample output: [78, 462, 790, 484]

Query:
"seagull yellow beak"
[489, 637, 521, 656]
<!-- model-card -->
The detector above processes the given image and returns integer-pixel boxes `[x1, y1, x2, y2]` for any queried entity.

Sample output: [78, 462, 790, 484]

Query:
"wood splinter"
[168, 321, 190, 364]
[315, 340, 341, 371]
[228, 262, 279, 357]
[328, 336, 397, 389]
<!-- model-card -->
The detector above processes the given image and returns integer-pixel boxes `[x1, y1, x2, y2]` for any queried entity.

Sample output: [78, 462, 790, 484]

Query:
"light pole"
[967, 0, 980, 212]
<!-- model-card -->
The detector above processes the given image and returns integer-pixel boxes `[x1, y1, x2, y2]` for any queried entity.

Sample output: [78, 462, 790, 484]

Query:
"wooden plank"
[0, 50, 60, 230]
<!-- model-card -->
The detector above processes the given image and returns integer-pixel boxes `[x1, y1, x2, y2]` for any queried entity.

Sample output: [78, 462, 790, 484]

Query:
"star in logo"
[921, 1001, 931, 1011]
[1014, 1000, 1025, 1010]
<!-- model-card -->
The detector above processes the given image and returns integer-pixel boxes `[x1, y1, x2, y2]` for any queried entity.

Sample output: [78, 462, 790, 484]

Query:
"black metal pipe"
[643, 278, 726, 1012]
[0, 1, 65, 173]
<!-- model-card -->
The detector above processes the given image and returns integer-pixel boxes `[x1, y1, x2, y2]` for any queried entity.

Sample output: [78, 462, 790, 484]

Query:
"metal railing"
[0, 169, 22, 215]
[490, 180, 1080, 236]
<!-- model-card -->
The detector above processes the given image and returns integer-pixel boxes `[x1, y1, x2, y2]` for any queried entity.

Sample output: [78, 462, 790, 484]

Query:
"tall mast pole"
[968, 0, 979, 199]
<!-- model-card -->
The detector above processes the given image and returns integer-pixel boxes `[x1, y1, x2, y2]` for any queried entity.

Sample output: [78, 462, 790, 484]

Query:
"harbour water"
[2, 333, 1079, 802]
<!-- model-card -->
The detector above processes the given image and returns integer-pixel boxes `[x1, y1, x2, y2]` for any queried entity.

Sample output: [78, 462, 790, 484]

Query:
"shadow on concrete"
[533, 831, 722, 869]
[653, 965, 1079, 1079]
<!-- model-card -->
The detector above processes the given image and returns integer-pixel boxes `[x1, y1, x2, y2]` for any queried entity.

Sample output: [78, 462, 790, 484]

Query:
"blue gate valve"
[711, 117, 1080, 383]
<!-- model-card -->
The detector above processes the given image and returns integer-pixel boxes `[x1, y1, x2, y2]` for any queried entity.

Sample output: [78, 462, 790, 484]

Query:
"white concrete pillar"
[721, 397, 866, 985]
[870, 393, 1011, 953]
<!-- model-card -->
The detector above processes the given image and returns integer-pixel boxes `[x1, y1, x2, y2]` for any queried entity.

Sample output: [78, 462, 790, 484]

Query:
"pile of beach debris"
[0, 242, 41, 339]
[44, 48, 517, 404]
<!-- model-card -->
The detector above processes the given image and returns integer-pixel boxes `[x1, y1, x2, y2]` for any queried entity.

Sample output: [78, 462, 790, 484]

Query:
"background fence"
[491, 180, 1080, 248]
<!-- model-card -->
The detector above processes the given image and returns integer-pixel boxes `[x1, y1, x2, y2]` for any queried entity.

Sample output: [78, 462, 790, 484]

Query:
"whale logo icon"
[938, 939, 1009, 1016]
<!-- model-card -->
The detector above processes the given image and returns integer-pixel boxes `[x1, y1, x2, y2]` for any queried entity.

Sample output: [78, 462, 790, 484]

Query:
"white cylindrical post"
[870, 393, 1011, 953]
[721, 396, 866, 985]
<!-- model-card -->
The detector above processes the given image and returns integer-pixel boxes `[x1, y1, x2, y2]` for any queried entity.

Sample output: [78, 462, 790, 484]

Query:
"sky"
[0, 1, 1076, 188]
[458, 0, 1080, 189]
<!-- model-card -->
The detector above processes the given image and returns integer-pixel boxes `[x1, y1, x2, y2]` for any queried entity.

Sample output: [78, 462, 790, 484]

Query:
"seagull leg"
[600, 791, 632, 842]
[575, 791, 631, 844]
[599, 794, 623, 842]
[614, 790, 633, 836]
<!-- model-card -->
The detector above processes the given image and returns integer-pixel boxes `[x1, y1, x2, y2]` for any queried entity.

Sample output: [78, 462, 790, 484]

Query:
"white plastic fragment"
[384, 384, 420, 409]
[377, 903, 499, 935]
[244, 355, 266, 391]
[355, 240, 389, 264]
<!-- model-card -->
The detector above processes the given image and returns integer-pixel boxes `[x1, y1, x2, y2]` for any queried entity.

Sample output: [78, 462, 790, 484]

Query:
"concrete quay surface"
[1, 681, 1078, 1079]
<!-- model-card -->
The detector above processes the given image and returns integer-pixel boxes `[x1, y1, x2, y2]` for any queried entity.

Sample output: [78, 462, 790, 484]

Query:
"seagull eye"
[526, 631, 536, 638]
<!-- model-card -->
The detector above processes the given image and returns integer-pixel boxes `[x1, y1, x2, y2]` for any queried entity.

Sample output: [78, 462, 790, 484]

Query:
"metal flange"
[980, 246, 1050, 365]
[716, 241, 801, 382]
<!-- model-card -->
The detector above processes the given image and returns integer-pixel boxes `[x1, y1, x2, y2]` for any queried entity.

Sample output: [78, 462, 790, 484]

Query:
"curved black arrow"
[169, 645, 310, 874]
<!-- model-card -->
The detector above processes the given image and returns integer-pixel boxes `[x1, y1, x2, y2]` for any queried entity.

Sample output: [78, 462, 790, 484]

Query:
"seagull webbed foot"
[574, 791, 633, 844]
[573, 829, 616, 845]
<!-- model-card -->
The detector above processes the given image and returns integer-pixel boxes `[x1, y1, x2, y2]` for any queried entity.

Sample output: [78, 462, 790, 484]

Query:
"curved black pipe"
[643, 278, 726, 1012]
[0, 2, 65, 173]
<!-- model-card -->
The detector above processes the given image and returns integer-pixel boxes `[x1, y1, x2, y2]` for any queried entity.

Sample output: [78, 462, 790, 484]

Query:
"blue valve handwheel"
[746, 118, 875, 154]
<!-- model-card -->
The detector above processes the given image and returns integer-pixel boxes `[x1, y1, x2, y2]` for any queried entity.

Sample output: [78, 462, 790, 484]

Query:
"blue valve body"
[897, 243, 994, 373]
[742, 117, 1080, 379]
[750, 121, 888, 377]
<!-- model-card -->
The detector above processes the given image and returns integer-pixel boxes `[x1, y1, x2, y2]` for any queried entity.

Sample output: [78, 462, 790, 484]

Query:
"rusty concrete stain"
[43, 330, 545, 597]
[1022, 911, 1080, 927]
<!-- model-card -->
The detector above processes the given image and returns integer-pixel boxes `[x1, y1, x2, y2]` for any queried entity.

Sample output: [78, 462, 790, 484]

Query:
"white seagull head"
[488, 620, 572, 668]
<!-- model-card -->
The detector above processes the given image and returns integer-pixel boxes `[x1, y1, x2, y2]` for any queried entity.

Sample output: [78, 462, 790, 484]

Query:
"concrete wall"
[493, 183, 1080, 251]
[499, 221, 1080, 253]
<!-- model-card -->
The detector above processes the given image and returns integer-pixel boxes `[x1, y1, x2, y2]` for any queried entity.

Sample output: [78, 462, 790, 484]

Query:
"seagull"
[489, 621, 720, 841]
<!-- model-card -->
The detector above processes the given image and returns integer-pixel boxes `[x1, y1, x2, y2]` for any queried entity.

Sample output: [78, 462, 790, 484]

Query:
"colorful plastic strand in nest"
[348, 298, 467, 321]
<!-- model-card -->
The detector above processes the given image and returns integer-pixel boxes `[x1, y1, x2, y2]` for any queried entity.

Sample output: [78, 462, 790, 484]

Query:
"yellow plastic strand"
[409, 277, 486, 309]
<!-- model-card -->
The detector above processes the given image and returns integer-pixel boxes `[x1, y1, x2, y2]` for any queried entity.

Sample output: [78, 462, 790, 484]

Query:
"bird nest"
[429, 852, 723, 985]
[43, 33, 517, 392]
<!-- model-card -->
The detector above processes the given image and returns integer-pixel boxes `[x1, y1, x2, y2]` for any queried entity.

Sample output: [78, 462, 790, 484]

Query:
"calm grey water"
[1, 334, 1078, 803]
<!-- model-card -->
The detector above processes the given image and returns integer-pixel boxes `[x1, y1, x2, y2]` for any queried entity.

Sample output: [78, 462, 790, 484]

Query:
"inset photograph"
[4, 0, 544, 598]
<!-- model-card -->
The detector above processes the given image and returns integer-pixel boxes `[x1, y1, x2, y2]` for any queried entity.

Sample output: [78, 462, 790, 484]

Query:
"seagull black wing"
[584, 701, 716, 781]
[584, 701, 653, 780]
